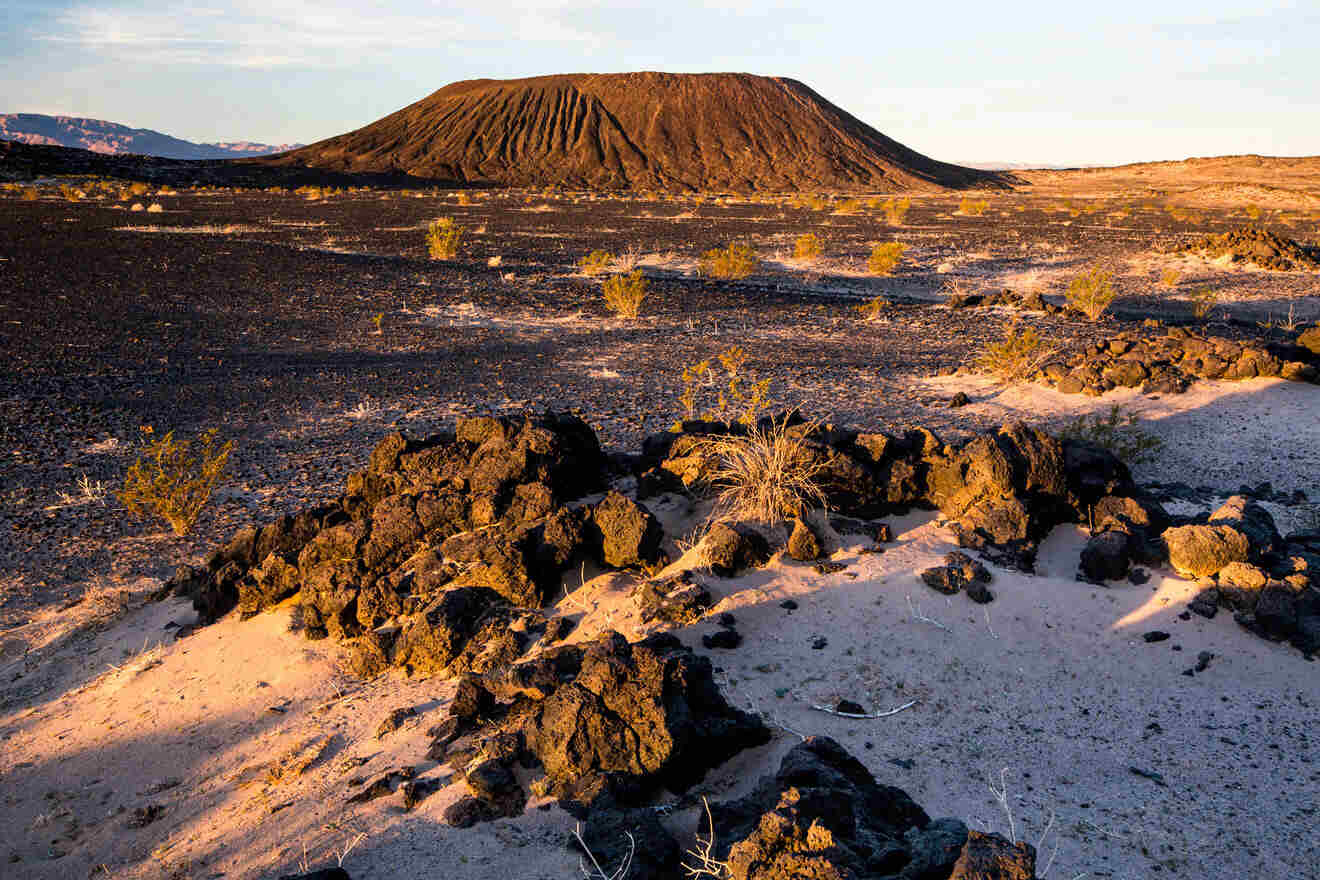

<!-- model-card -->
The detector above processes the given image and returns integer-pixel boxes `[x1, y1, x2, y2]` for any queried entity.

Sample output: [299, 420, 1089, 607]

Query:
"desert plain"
[1, 145, 1319, 880]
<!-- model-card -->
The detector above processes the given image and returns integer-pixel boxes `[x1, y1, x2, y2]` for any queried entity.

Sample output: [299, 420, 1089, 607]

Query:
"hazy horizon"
[3, 1, 1316, 168]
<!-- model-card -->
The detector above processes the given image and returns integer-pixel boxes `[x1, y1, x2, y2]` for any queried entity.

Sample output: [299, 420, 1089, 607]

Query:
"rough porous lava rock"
[706, 737, 1036, 880]
[703, 523, 772, 577]
[1175, 226, 1320, 271]
[432, 631, 770, 824]
[786, 517, 824, 561]
[1079, 531, 1132, 583]
[589, 490, 663, 568]
[1031, 324, 1320, 398]
[1162, 524, 1250, 578]
[920, 552, 994, 603]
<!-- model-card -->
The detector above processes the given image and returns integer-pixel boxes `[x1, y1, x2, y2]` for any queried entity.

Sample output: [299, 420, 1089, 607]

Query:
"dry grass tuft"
[867, 242, 907, 276]
[976, 322, 1054, 383]
[1065, 266, 1116, 320]
[426, 217, 464, 259]
[1158, 267, 1181, 288]
[855, 296, 892, 322]
[700, 242, 759, 279]
[601, 270, 649, 319]
[695, 416, 827, 525]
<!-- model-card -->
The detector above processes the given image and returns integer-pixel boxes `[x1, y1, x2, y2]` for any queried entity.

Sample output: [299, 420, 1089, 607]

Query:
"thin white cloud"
[42, 0, 601, 69]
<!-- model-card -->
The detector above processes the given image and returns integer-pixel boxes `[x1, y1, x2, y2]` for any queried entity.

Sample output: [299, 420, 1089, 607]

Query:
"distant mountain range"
[0, 114, 300, 160]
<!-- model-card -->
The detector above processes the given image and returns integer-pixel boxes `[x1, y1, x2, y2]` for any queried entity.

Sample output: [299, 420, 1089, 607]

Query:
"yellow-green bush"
[119, 427, 233, 536]
[855, 296, 891, 322]
[1065, 266, 1116, 320]
[882, 197, 911, 226]
[957, 197, 989, 216]
[700, 242, 759, 280]
[578, 249, 615, 275]
[602, 270, 648, 319]
[426, 217, 464, 259]
[976, 322, 1053, 382]
[793, 233, 823, 262]
[678, 346, 771, 425]
[867, 242, 907, 276]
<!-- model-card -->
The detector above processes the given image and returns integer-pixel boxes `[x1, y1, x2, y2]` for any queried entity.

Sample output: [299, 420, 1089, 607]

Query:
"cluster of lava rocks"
[1031, 325, 1320, 397]
[177, 411, 1315, 880]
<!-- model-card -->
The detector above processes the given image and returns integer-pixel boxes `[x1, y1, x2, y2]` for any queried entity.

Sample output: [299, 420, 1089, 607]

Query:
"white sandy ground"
[1, 508, 1317, 880]
[3, 378, 1319, 880]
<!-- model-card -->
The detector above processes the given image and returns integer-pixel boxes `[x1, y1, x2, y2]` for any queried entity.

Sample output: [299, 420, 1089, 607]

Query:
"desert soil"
[1, 176, 1318, 880]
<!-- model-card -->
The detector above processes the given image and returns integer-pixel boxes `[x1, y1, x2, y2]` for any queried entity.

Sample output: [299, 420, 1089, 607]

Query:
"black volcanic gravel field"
[0, 185, 1308, 623]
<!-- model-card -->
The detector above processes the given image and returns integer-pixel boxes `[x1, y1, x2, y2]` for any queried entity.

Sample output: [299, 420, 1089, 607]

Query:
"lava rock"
[1163, 524, 1250, 578]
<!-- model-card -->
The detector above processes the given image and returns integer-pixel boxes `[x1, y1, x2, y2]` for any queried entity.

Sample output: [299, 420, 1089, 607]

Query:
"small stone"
[1142, 631, 1170, 643]
[811, 637, 828, 650]
[701, 629, 742, 650]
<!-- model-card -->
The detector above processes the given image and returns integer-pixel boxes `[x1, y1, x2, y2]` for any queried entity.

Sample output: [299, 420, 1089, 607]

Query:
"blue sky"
[3, 0, 1316, 165]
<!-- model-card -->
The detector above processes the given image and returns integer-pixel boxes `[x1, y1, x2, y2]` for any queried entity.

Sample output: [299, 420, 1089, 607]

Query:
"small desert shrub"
[867, 242, 907, 276]
[20, 187, 38, 202]
[855, 296, 891, 322]
[578, 249, 615, 276]
[1190, 287, 1219, 320]
[1158, 268, 1181, 288]
[882, 197, 911, 226]
[1059, 404, 1164, 466]
[146, 203, 163, 213]
[976, 322, 1054, 383]
[1244, 204, 1262, 220]
[119, 426, 233, 536]
[694, 415, 827, 525]
[700, 242, 759, 280]
[833, 198, 862, 215]
[60, 184, 83, 201]
[456, 192, 472, 206]
[130, 202, 145, 212]
[957, 197, 989, 216]
[601, 270, 648, 318]
[793, 233, 823, 262]
[678, 346, 771, 425]
[426, 217, 464, 259]
[1065, 266, 1116, 320]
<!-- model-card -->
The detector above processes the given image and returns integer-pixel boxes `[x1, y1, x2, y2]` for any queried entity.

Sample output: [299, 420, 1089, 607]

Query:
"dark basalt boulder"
[589, 491, 664, 568]
[1208, 495, 1282, 562]
[921, 552, 993, 602]
[703, 523, 772, 577]
[431, 631, 770, 825]
[786, 517, 824, 561]
[633, 570, 712, 626]
[1079, 531, 1132, 583]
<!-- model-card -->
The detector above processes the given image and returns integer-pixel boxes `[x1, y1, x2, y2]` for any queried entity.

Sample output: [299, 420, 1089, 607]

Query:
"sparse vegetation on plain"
[1159, 267, 1181, 288]
[700, 241, 759, 279]
[867, 241, 906, 276]
[1064, 265, 1116, 320]
[975, 321, 1054, 382]
[601, 270, 648, 319]
[119, 426, 233, 536]
[426, 217, 465, 259]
